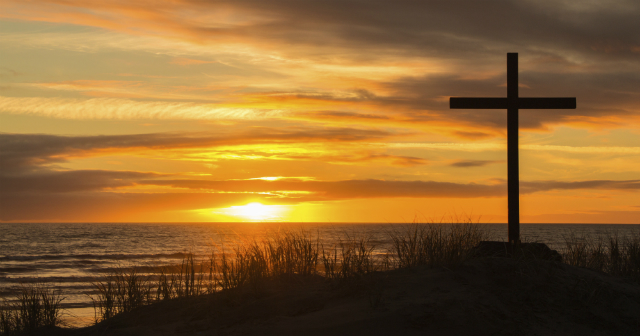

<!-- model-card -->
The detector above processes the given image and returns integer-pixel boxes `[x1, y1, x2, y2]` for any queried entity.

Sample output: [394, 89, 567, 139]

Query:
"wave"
[0, 252, 196, 263]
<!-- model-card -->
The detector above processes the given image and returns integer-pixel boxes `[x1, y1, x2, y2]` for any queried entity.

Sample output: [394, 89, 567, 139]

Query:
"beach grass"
[0, 283, 64, 335]
[84, 224, 640, 324]
[90, 267, 153, 322]
[389, 222, 486, 269]
[321, 235, 380, 282]
[3, 223, 640, 333]
[562, 232, 640, 282]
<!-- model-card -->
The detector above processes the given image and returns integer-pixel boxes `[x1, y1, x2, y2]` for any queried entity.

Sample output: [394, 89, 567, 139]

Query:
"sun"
[221, 202, 288, 221]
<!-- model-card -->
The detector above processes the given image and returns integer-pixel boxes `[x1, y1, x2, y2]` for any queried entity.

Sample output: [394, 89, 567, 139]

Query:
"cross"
[450, 53, 576, 244]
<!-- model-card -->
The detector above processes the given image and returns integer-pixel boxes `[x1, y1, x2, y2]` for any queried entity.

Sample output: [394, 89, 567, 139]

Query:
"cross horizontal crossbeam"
[450, 97, 576, 109]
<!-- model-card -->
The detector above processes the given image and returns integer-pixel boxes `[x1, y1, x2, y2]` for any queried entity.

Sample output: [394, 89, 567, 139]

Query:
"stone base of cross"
[450, 53, 576, 244]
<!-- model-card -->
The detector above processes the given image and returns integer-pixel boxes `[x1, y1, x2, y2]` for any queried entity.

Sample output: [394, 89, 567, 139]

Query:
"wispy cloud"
[0, 170, 162, 193]
[2, 163, 638, 221]
[145, 178, 640, 198]
[143, 179, 507, 199]
[0, 192, 261, 222]
[383, 142, 506, 152]
[4, 0, 638, 62]
[0, 96, 281, 120]
[170, 58, 218, 66]
[522, 144, 640, 154]
[521, 180, 640, 193]
[383, 142, 640, 154]
[3, 166, 637, 200]
[0, 130, 401, 171]
[450, 160, 503, 167]
[3, 1, 639, 133]
[177, 147, 427, 167]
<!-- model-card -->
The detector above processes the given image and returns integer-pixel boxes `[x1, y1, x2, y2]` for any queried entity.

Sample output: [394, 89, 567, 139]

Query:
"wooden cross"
[450, 53, 576, 244]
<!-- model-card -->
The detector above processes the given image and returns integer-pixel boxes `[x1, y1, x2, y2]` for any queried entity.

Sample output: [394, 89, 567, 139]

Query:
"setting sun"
[220, 202, 289, 221]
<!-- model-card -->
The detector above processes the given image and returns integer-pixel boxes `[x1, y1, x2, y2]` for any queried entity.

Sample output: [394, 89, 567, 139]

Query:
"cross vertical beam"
[507, 53, 519, 244]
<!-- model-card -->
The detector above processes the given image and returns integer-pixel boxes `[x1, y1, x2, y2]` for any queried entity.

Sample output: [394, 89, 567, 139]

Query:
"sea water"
[1, 222, 639, 326]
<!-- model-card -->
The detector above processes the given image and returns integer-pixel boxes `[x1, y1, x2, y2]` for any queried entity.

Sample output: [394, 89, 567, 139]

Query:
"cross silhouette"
[450, 53, 576, 244]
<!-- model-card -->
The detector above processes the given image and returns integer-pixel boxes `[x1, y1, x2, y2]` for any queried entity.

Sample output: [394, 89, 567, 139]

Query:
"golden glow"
[249, 176, 281, 181]
[218, 202, 289, 221]
[247, 176, 316, 181]
[2, 1, 638, 224]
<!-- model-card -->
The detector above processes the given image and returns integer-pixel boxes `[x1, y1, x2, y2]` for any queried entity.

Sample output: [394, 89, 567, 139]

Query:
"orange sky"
[1, 0, 639, 223]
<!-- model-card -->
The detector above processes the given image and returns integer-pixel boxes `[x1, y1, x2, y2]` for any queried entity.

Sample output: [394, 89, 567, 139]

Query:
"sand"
[43, 257, 640, 336]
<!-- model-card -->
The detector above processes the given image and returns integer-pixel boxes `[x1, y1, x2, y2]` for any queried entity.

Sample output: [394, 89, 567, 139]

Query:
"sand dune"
[44, 256, 640, 336]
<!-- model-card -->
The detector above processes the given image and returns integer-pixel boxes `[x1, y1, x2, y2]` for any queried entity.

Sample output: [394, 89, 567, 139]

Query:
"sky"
[0, 0, 639, 223]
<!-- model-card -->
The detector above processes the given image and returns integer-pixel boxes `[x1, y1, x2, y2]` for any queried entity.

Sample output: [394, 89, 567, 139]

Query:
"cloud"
[380, 71, 640, 131]
[140, 178, 506, 199]
[0, 172, 506, 199]
[28, 80, 143, 91]
[3, 170, 638, 199]
[450, 160, 503, 168]
[2, 164, 638, 221]
[0, 96, 281, 120]
[2, 1, 638, 223]
[383, 142, 506, 152]
[0, 192, 263, 222]
[144, 178, 639, 199]
[521, 145, 640, 154]
[0, 67, 21, 78]
[140, 178, 640, 198]
[452, 131, 496, 140]
[170, 58, 217, 66]
[4, 1, 638, 79]
[6, 0, 638, 62]
[276, 152, 427, 167]
[3, 0, 640, 134]
[521, 180, 640, 194]
[384, 142, 640, 155]
[245, 70, 640, 133]
[26, 80, 155, 99]
[10, 83, 637, 136]
[0, 170, 161, 193]
[293, 110, 391, 123]
[0, 129, 403, 171]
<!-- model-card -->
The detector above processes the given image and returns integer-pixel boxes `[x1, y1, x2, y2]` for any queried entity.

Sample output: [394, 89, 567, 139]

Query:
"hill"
[45, 256, 640, 336]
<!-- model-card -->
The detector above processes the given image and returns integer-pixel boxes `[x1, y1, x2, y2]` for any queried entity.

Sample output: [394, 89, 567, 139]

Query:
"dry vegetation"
[0, 284, 64, 335]
[1, 224, 640, 335]
[562, 232, 640, 282]
[389, 223, 486, 268]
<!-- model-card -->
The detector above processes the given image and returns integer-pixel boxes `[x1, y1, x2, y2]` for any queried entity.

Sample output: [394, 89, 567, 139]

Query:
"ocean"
[1, 222, 639, 326]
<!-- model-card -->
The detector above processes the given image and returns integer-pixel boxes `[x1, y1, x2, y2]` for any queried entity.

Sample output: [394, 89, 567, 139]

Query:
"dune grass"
[562, 232, 640, 282]
[89, 231, 323, 322]
[389, 222, 487, 269]
[86, 224, 490, 323]
[0, 284, 64, 336]
[92, 252, 219, 322]
[321, 235, 380, 281]
[5, 223, 634, 329]
[90, 267, 153, 322]
[2, 222, 639, 335]
[156, 252, 214, 301]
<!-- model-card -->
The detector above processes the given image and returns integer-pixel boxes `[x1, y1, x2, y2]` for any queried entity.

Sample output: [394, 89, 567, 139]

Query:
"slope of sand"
[51, 257, 640, 336]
